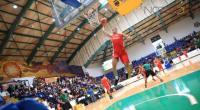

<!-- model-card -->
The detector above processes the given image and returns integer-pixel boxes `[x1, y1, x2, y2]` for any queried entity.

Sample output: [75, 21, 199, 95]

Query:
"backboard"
[49, 0, 96, 28]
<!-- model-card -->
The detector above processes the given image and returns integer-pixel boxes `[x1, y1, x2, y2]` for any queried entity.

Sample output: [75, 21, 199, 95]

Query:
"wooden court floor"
[86, 60, 200, 110]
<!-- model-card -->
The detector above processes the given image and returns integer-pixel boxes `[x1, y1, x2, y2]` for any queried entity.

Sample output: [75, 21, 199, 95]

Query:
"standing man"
[87, 86, 96, 103]
[153, 57, 164, 73]
[103, 27, 132, 85]
[58, 89, 72, 110]
[101, 75, 113, 99]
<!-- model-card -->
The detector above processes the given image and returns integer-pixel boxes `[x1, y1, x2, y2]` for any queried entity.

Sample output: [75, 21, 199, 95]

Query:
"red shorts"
[141, 71, 147, 77]
[113, 50, 129, 64]
[157, 64, 163, 71]
[104, 85, 111, 92]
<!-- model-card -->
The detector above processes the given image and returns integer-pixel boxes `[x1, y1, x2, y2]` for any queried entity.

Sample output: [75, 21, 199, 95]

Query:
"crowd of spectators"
[133, 31, 200, 66]
[0, 74, 104, 109]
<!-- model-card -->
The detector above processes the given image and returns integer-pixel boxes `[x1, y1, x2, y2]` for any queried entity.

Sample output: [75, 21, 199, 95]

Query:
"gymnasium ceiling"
[0, 0, 115, 64]
[0, 0, 199, 66]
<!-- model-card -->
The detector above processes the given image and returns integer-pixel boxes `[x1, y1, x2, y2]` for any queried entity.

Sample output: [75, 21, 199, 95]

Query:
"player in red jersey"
[182, 48, 188, 58]
[101, 75, 113, 99]
[153, 57, 164, 73]
[103, 27, 132, 85]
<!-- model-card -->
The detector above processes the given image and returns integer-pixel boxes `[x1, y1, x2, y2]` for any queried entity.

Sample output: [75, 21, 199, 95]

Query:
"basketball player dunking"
[103, 27, 132, 85]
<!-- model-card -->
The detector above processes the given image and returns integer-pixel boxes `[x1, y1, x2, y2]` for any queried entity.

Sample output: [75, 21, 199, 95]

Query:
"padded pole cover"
[109, 0, 143, 15]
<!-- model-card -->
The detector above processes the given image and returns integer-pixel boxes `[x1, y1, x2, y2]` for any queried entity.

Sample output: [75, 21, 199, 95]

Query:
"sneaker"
[114, 78, 119, 86]
[109, 95, 113, 99]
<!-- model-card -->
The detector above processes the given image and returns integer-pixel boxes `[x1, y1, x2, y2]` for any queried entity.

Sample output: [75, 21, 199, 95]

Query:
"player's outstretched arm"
[102, 28, 112, 38]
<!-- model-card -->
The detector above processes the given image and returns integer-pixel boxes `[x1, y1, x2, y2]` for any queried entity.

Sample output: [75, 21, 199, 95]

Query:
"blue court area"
[107, 70, 200, 110]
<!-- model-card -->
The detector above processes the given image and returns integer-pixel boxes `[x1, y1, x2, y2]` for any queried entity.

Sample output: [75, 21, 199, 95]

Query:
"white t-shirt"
[0, 91, 10, 97]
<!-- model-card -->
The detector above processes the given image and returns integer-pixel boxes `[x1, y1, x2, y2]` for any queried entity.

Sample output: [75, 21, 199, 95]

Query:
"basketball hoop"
[49, 0, 95, 28]
[84, 8, 100, 27]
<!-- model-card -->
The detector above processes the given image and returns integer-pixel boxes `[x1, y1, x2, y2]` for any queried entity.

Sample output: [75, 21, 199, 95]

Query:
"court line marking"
[126, 93, 198, 110]
[107, 61, 200, 110]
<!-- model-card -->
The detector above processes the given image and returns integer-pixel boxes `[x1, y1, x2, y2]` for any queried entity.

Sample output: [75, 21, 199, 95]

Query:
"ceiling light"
[77, 28, 80, 31]
[13, 4, 18, 9]
[52, 18, 55, 22]
[104, 8, 108, 11]
[99, 0, 108, 7]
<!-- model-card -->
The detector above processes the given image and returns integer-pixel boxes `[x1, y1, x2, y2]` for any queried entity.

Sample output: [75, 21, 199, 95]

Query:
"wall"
[116, 13, 200, 69]
[160, 14, 200, 44]
[85, 63, 104, 77]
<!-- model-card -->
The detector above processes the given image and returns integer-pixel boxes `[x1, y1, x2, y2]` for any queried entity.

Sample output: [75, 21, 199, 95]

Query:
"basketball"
[100, 17, 108, 26]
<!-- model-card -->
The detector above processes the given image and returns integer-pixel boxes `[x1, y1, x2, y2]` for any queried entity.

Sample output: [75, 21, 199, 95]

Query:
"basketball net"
[84, 8, 100, 27]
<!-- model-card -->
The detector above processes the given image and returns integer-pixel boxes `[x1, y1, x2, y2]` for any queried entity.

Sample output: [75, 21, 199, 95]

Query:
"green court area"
[107, 70, 200, 110]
